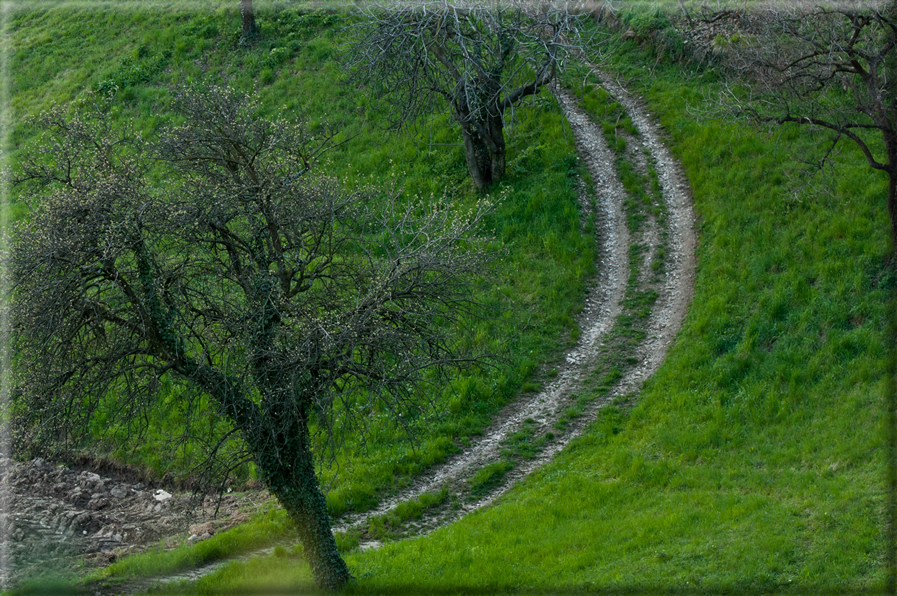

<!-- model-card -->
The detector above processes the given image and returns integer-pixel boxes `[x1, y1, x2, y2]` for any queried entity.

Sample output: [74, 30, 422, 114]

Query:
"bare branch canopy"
[714, 3, 897, 248]
[347, 0, 587, 189]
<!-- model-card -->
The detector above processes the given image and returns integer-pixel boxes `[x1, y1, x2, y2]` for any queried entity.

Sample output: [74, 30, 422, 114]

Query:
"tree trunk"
[887, 135, 897, 253]
[487, 114, 506, 182]
[252, 413, 352, 590]
[461, 122, 491, 190]
[459, 117, 506, 191]
[240, 0, 257, 45]
[190, 360, 351, 590]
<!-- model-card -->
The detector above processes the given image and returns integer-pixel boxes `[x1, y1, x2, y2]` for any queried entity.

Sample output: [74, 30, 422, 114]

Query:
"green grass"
[129, 19, 895, 596]
[468, 461, 514, 499]
[363, 489, 451, 542]
[7, 3, 893, 594]
[149, 553, 316, 596]
[501, 417, 552, 460]
[6, 0, 596, 585]
[83, 508, 296, 587]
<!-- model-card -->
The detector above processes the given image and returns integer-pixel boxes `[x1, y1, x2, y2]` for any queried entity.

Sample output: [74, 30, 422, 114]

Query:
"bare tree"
[716, 2, 897, 249]
[8, 86, 489, 590]
[348, 0, 585, 190]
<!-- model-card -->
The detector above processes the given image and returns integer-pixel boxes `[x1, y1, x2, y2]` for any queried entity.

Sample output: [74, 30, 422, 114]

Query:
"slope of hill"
[129, 10, 889, 596]
[2, 2, 890, 594]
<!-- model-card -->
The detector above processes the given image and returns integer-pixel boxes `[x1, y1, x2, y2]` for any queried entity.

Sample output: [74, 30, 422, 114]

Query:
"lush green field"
[99, 12, 889, 596]
[5, 1, 892, 594]
[5, 0, 592, 551]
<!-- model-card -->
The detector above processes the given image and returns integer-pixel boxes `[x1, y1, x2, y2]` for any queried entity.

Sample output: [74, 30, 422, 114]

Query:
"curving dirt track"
[588, 69, 697, 400]
[334, 66, 697, 544]
[332, 84, 634, 541]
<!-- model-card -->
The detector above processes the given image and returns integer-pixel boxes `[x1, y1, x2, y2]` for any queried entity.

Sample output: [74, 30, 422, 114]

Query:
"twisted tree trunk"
[185, 360, 351, 590]
[255, 420, 351, 589]
[244, 400, 352, 590]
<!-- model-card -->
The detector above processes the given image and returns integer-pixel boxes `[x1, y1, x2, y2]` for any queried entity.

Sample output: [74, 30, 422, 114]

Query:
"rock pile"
[0, 457, 263, 587]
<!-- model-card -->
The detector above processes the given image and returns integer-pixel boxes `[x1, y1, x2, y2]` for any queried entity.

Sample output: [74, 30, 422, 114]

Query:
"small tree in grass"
[8, 86, 489, 590]
[716, 2, 897, 250]
[348, 0, 585, 190]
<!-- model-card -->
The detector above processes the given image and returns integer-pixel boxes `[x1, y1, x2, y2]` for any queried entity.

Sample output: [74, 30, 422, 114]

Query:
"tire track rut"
[335, 70, 696, 547]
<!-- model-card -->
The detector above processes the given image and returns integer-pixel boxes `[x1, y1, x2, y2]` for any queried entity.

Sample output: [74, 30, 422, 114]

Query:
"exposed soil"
[0, 456, 269, 588]
[0, 67, 696, 592]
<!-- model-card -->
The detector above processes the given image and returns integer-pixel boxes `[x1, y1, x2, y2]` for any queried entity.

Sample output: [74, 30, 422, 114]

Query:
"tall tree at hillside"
[719, 4, 897, 250]
[9, 88, 488, 590]
[240, 0, 257, 45]
[348, 0, 584, 190]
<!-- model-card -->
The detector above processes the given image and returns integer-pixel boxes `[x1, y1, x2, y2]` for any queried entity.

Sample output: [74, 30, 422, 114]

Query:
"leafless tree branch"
[346, 0, 589, 189]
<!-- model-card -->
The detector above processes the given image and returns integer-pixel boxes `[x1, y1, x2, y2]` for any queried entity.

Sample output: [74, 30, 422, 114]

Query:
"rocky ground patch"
[0, 457, 265, 587]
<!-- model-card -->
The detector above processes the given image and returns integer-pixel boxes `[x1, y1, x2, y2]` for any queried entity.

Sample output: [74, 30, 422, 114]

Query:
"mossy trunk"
[182, 362, 350, 589]
[250, 410, 352, 590]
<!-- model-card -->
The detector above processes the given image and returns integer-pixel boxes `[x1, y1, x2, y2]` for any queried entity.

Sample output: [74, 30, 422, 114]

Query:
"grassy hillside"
[4, 1, 891, 594]
[6, 0, 593, 530]
[346, 29, 889, 594]
[113, 10, 890, 596]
